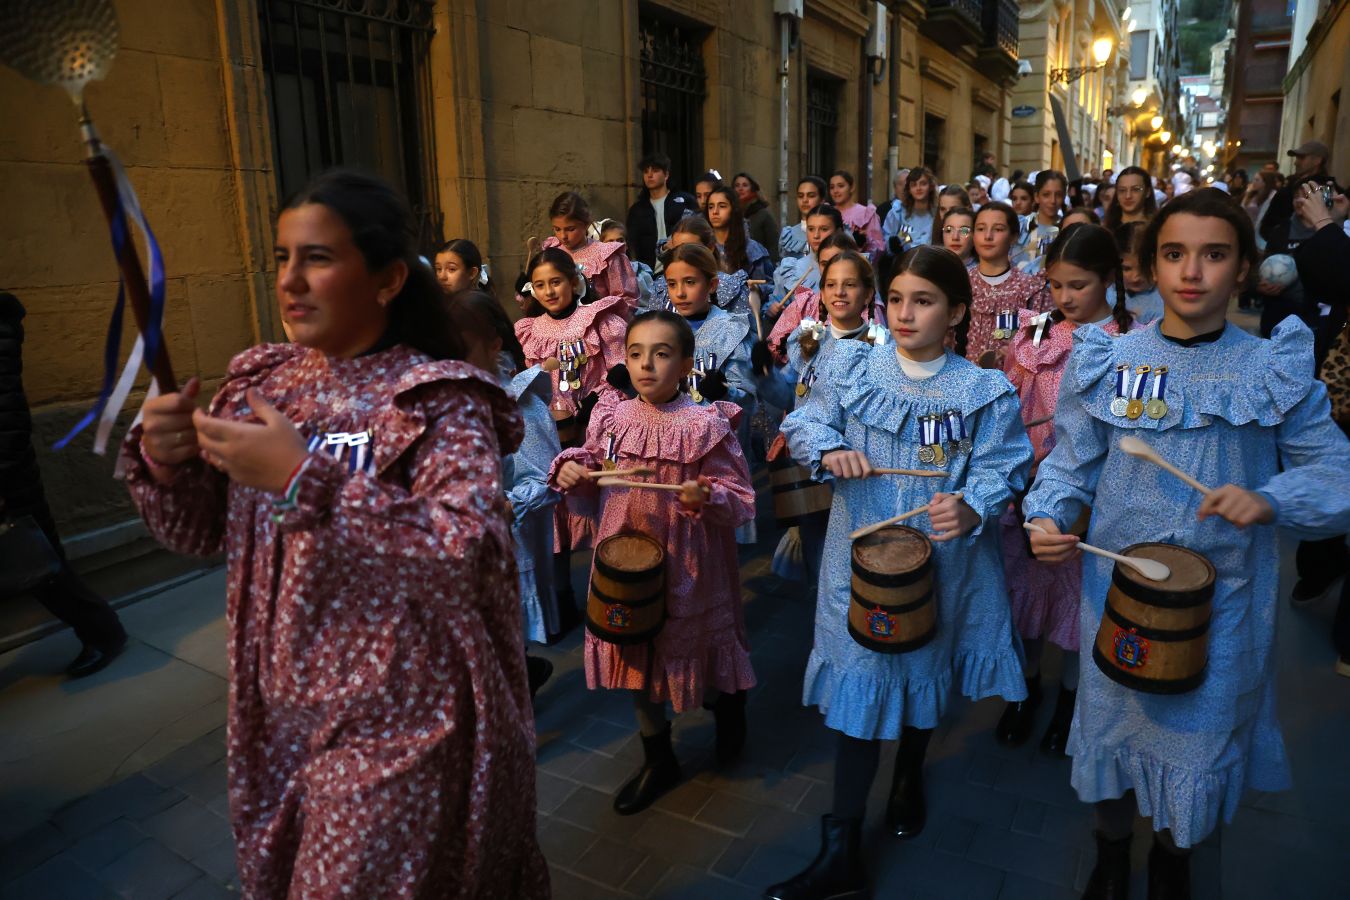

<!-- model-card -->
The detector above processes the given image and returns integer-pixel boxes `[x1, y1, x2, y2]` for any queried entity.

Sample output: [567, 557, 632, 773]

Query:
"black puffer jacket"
[0, 293, 59, 543]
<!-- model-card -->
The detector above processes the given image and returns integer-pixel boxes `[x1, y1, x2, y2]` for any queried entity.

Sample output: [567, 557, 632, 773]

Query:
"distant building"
[1218, 0, 1294, 174]
[1181, 74, 1222, 180]
[1123, 0, 1184, 176]
[1278, 0, 1349, 183]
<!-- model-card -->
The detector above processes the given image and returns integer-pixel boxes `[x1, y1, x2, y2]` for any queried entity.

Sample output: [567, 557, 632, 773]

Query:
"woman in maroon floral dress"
[121, 171, 548, 899]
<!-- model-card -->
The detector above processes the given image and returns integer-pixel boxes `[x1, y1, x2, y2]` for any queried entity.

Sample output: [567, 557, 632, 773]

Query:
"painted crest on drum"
[1112, 627, 1149, 669]
[606, 604, 632, 630]
[866, 608, 896, 638]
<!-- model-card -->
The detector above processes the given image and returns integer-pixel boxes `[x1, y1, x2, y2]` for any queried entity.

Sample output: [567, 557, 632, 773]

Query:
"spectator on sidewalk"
[0, 292, 126, 678]
[1260, 140, 1340, 254]
[733, 172, 780, 264]
[625, 152, 696, 270]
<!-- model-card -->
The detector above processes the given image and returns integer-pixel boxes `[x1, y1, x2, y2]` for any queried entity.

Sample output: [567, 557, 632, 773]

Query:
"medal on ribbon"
[795, 368, 817, 398]
[603, 431, 618, 469]
[993, 310, 1015, 340]
[1110, 363, 1130, 417]
[1145, 365, 1169, 419]
[945, 408, 972, 455]
[917, 414, 947, 466]
[1126, 365, 1151, 420]
[1031, 311, 1052, 347]
[689, 356, 705, 403]
[572, 340, 587, 367]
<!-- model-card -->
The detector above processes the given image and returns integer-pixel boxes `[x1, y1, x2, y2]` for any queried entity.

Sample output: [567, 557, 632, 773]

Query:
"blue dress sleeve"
[960, 391, 1034, 537]
[1022, 359, 1111, 530]
[1260, 381, 1350, 537]
[505, 397, 562, 524]
[780, 344, 862, 475]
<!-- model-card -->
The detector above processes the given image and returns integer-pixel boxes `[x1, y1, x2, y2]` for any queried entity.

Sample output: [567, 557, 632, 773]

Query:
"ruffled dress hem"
[584, 634, 756, 714]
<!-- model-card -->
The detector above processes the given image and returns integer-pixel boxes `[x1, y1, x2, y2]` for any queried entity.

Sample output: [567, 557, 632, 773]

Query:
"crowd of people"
[111, 141, 1350, 899]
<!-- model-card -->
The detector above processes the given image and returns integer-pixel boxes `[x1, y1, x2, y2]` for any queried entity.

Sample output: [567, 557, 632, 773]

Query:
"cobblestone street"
[2, 483, 1347, 899]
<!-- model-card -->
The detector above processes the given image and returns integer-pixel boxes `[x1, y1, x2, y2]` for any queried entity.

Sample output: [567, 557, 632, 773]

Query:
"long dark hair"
[445, 290, 526, 370]
[708, 185, 751, 272]
[1104, 166, 1158, 232]
[1042, 223, 1133, 334]
[816, 249, 875, 326]
[932, 206, 976, 247]
[902, 166, 935, 215]
[282, 169, 462, 360]
[1137, 188, 1257, 288]
[435, 237, 494, 295]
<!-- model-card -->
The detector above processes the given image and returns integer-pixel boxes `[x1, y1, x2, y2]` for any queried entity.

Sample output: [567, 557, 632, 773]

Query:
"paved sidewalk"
[2, 504, 1347, 898]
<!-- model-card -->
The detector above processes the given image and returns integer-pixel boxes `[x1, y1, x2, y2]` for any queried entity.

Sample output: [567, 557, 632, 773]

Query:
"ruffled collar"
[544, 236, 626, 276]
[608, 393, 737, 462]
[515, 293, 626, 350]
[1069, 317, 1314, 428]
[506, 365, 551, 404]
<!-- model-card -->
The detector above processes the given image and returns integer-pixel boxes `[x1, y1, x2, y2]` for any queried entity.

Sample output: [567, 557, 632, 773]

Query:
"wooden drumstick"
[849, 492, 965, 541]
[540, 357, 561, 372]
[1023, 522, 1171, 581]
[1117, 436, 1213, 496]
[868, 468, 947, 478]
[583, 467, 654, 479]
[596, 477, 684, 492]
[747, 279, 768, 286]
[747, 289, 766, 341]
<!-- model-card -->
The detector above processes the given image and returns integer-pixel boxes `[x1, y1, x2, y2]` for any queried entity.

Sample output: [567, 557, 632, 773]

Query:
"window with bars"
[640, 18, 707, 193]
[257, 0, 442, 249]
[806, 72, 841, 179]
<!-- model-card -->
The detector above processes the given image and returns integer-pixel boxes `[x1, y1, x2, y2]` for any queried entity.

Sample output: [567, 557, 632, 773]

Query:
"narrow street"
[2, 479, 1346, 899]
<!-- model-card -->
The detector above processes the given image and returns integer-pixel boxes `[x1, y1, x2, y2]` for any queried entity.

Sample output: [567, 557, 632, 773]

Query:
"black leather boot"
[884, 726, 931, 839]
[66, 633, 127, 679]
[1082, 830, 1132, 900]
[1039, 686, 1076, 757]
[711, 690, 748, 764]
[995, 674, 1042, 746]
[525, 655, 553, 699]
[763, 815, 868, 900]
[613, 725, 681, 815]
[1147, 834, 1192, 900]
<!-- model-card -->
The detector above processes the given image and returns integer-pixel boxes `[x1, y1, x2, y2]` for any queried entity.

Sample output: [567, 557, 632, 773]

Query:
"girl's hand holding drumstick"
[928, 491, 980, 544]
[1197, 485, 1274, 529]
[555, 460, 592, 490]
[678, 476, 712, 512]
[1026, 517, 1080, 564]
[822, 449, 873, 479]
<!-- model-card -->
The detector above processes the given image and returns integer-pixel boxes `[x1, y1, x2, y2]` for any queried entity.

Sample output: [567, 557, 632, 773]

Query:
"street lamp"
[1131, 87, 1148, 106]
[1051, 36, 1115, 84]
[1150, 115, 1164, 131]
[1159, 130, 1172, 143]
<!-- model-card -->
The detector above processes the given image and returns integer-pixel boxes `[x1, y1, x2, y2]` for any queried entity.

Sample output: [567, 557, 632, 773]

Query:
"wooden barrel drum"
[1092, 542, 1214, 695]
[848, 526, 937, 653]
[769, 453, 833, 527]
[586, 533, 666, 645]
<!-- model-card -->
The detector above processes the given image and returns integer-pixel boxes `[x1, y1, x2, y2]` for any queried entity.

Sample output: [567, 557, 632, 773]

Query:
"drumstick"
[1023, 522, 1171, 581]
[583, 467, 654, 479]
[596, 477, 684, 492]
[540, 357, 561, 372]
[868, 468, 947, 478]
[849, 492, 965, 541]
[747, 279, 768, 285]
[1024, 415, 1053, 428]
[747, 289, 766, 341]
[1117, 436, 1213, 496]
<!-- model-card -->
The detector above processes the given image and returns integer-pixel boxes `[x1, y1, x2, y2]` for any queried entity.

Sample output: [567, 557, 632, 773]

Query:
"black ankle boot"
[613, 725, 681, 815]
[995, 674, 1042, 746]
[1039, 686, 1076, 757]
[1147, 835, 1191, 900]
[525, 655, 553, 699]
[884, 727, 930, 839]
[1083, 831, 1132, 900]
[711, 690, 748, 764]
[763, 815, 867, 900]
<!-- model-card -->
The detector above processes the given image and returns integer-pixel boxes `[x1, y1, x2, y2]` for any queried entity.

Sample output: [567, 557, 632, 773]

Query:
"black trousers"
[32, 561, 126, 650]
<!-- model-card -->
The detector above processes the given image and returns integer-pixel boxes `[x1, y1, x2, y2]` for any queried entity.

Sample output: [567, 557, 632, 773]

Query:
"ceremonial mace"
[0, 0, 176, 403]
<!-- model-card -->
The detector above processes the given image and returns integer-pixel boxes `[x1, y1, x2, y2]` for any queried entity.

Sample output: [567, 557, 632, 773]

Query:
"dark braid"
[1040, 223, 1133, 334]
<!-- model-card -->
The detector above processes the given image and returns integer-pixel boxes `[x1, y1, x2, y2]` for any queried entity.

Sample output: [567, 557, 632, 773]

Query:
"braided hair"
[1042, 223, 1133, 334]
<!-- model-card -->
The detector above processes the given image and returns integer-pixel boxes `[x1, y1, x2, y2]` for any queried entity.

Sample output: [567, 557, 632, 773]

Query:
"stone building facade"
[1278, 0, 1349, 183]
[1, 0, 1018, 560]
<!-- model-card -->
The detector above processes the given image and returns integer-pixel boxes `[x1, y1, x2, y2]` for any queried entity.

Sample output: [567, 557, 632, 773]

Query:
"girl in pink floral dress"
[514, 245, 630, 638]
[996, 223, 1135, 756]
[122, 171, 547, 899]
[552, 310, 757, 815]
[828, 169, 885, 259]
[542, 190, 639, 311]
[965, 201, 1053, 368]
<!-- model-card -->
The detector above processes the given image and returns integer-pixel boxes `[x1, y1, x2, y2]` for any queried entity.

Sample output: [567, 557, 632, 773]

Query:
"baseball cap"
[1287, 140, 1329, 158]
